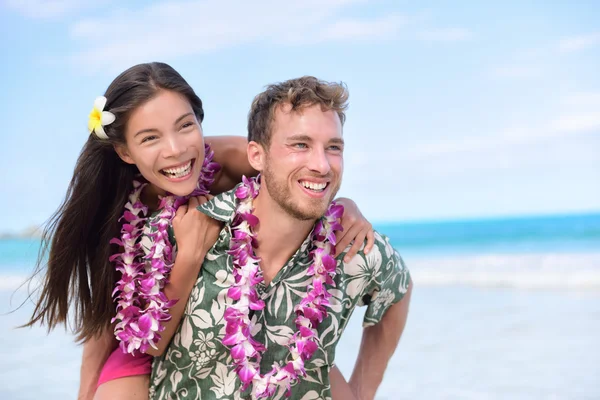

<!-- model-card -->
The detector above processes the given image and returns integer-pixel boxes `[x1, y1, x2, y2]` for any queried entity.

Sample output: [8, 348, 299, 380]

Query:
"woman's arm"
[334, 197, 375, 262]
[205, 135, 258, 194]
[145, 195, 223, 357]
[77, 328, 117, 400]
[143, 253, 203, 357]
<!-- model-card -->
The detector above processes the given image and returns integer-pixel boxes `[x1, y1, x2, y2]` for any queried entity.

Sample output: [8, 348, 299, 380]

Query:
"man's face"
[260, 103, 344, 220]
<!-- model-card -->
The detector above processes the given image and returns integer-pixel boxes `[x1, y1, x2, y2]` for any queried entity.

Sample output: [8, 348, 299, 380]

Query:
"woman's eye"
[141, 135, 157, 143]
[181, 122, 194, 130]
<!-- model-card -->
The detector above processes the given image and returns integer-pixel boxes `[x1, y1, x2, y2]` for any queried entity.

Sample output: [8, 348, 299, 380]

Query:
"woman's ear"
[247, 141, 265, 172]
[114, 144, 135, 165]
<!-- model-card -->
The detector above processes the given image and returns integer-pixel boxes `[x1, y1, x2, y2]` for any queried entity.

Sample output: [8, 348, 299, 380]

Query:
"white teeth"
[162, 161, 192, 178]
[300, 181, 327, 191]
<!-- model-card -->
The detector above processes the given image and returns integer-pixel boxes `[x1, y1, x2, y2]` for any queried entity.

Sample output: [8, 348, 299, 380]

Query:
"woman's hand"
[334, 198, 375, 262]
[172, 195, 223, 267]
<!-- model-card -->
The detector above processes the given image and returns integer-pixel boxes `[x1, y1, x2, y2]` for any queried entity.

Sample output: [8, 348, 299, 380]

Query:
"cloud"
[373, 92, 600, 163]
[551, 113, 600, 133]
[555, 92, 600, 132]
[561, 92, 600, 109]
[63, 0, 469, 72]
[67, 0, 405, 72]
[308, 15, 406, 42]
[491, 65, 542, 79]
[407, 121, 597, 161]
[558, 32, 600, 52]
[3, 0, 104, 18]
[493, 31, 600, 80]
[417, 28, 472, 42]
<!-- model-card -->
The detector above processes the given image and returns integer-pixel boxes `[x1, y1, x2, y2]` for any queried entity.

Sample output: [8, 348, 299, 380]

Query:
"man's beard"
[262, 161, 340, 221]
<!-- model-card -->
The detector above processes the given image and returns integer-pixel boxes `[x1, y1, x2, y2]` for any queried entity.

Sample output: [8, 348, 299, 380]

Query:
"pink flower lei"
[110, 144, 220, 355]
[223, 176, 344, 398]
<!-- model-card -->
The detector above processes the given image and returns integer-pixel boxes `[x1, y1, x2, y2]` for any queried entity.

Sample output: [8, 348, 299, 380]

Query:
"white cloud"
[368, 92, 600, 164]
[551, 113, 600, 133]
[63, 0, 470, 72]
[491, 65, 542, 79]
[417, 27, 472, 42]
[311, 15, 406, 42]
[555, 92, 600, 132]
[67, 0, 405, 72]
[3, 0, 102, 18]
[562, 92, 600, 109]
[558, 32, 600, 52]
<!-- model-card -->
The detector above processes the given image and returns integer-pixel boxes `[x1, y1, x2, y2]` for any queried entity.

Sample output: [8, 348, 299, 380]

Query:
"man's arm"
[330, 365, 358, 400]
[77, 328, 117, 400]
[349, 280, 413, 400]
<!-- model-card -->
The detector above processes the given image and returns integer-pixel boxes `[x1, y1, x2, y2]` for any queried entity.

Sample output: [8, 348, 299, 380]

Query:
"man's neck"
[252, 191, 315, 285]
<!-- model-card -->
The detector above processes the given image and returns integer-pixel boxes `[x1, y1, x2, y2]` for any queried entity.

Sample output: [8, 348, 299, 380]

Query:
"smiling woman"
[20, 62, 263, 399]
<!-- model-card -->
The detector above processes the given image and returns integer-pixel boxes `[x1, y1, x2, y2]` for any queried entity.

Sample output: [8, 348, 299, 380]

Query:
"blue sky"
[0, 0, 599, 233]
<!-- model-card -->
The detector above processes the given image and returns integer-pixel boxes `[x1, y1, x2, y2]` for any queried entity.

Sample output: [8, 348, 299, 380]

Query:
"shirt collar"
[198, 181, 326, 253]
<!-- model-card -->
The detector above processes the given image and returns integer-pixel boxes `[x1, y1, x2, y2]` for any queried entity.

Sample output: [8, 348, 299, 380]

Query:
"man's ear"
[114, 144, 135, 165]
[247, 141, 266, 172]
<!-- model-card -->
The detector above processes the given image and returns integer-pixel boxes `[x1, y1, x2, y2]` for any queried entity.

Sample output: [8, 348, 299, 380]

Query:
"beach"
[1, 213, 599, 399]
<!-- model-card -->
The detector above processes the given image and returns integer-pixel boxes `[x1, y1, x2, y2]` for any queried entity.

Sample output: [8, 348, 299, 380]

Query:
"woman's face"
[116, 90, 205, 197]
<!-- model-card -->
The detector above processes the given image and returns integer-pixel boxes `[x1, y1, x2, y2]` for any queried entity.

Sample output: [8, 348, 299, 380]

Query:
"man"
[149, 76, 412, 400]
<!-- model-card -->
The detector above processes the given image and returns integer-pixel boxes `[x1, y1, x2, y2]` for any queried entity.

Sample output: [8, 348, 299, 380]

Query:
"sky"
[0, 0, 599, 233]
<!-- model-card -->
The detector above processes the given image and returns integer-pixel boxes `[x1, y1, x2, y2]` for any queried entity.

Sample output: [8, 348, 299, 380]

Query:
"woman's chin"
[162, 173, 201, 197]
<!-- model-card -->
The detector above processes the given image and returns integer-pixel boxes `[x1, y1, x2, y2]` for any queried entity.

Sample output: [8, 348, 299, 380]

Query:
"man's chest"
[178, 244, 364, 371]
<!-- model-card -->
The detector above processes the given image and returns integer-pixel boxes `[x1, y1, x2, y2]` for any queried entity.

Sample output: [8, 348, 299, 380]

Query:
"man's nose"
[307, 147, 331, 175]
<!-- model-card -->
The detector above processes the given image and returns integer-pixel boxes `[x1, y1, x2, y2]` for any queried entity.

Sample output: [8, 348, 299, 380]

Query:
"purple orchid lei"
[110, 144, 220, 355]
[223, 176, 344, 398]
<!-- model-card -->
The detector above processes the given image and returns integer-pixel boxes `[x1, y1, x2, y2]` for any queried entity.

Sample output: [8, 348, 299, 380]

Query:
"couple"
[28, 62, 412, 400]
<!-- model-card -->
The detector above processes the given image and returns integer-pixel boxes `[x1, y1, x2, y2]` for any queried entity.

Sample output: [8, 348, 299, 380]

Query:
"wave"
[406, 252, 600, 290]
[2, 253, 600, 292]
[0, 274, 40, 292]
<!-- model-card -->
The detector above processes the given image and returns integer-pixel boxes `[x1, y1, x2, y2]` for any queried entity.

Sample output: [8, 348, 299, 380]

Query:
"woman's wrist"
[172, 248, 204, 274]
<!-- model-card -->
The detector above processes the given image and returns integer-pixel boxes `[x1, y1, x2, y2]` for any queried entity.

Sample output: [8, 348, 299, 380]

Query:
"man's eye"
[294, 143, 308, 149]
[328, 145, 342, 151]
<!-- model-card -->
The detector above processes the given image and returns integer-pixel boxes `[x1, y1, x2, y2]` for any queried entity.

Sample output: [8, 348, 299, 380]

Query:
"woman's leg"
[93, 374, 150, 400]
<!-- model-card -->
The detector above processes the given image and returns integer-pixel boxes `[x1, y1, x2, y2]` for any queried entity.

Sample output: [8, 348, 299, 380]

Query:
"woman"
[25, 62, 372, 399]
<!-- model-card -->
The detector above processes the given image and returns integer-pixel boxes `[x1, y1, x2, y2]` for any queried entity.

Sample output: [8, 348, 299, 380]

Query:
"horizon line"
[372, 208, 600, 226]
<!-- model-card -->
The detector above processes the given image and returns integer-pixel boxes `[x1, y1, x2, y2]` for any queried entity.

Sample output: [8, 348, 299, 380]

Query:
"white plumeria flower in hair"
[88, 96, 116, 139]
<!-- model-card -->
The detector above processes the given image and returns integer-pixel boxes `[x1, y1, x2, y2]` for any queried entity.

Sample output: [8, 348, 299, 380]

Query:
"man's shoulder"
[196, 184, 240, 223]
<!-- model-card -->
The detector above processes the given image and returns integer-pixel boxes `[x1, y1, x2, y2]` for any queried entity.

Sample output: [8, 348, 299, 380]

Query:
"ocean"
[1, 212, 599, 399]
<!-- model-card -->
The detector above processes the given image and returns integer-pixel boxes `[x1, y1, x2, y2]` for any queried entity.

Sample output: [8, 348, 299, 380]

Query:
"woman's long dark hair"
[23, 62, 204, 342]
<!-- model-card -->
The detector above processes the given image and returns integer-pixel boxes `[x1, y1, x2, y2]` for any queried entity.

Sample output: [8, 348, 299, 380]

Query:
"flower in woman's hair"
[88, 96, 115, 139]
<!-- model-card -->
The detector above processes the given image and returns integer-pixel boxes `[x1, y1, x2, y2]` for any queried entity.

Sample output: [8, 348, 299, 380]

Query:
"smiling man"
[149, 76, 412, 400]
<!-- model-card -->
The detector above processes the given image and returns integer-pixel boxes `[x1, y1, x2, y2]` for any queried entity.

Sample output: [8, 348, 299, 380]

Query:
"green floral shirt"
[149, 186, 411, 400]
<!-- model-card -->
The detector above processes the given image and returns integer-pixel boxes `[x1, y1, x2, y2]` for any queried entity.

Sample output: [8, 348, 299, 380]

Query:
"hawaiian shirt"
[149, 184, 411, 400]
